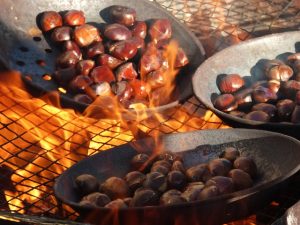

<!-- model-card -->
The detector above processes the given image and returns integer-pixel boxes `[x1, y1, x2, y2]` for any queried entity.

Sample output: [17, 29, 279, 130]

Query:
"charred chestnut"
[131, 153, 150, 172]
[252, 103, 277, 118]
[82, 192, 111, 207]
[146, 69, 166, 90]
[160, 190, 186, 205]
[228, 169, 253, 190]
[181, 182, 204, 202]
[197, 185, 219, 200]
[111, 81, 134, 103]
[206, 176, 234, 195]
[110, 5, 137, 27]
[214, 94, 238, 112]
[63, 10, 85, 26]
[234, 156, 257, 178]
[167, 171, 187, 190]
[171, 160, 185, 173]
[143, 172, 167, 193]
[243, 110, 270, 122]
[53, 66, 77, 85]
[125, 171, 146, 192]
[175, 48, 189, 68]
[105, 199, 127, 209]
[40, 11, 62, 32]
[100, 177, 129, 200]
[208, 158, 232, 176]
[92, 82, 112, 96]
[130, 188, 158, 207]
[220, 147, 240, 163]
[129, 79, 149, 100]
[75, 174, 98, 196]
[186, 164, 211, 182]
[151, 164, 170, 175]
[276, 99, 295, 121]
[218, 74, 245, 94]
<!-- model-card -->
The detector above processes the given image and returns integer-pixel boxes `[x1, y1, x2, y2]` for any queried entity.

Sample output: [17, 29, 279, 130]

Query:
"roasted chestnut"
[104, 23, 132, 41]
[181, 182, 204, 201]
[92, 82, 112, 97]
[129, 79, 149, 100]
[75, 174, 98, 196]
[131, 21, 147, 39]
[123, 197, 132, 206]
[208, 158, 232, 176]
[140, 48, 164, 76]
[105, 199, 127, 209]
[167, 171, 187, 190]
[56, 50, 80, 69]
[90, 66, 115, 84]
[149, 19, 172, 43]
[234, 88, 253, 108]
[228, 169, 253, 190]
[197, 185, 219, 200]
[252, 86, 277, 103]
[160, 190, 186, 205]
[295, 91, 300, 105]
[74, 24, 101, 47]
[109, 40, 138, 61]
[86, 42, 105, 59]
[143, 172, 167, 192]
[100, 177, 129, 200]
[206, 176, 234, 195]
[220, 147, 240, 163]
[266, 64, 293, 81]
[171, 160, 185, 173]
[63, 41, 82, 59]
[234, 156, 257, 178]
[53, 66, 77, 85]
[152, 160, 172, 169]
[40, 11, 63, 32]
[125, 171, 146, 192]
[76, 60, 95, 76]
[110, 5, 137, 27]
[291, 105, 300, 123]
[151, 164, 170, 175]
[251, 103, 277, 118]
[229, 111, 246, 118]
[218, 74, 245, 94]
[116, 62, 138, 81]
[97, 54, 123, 69]
[130, 188, 158, 207]
[186, 164, 211, 182]
[282, 80, 300, 98]
[63, 10, 85, 26]
[276, 99, 295, 121]
[51, 26, 72, 42]
[74, 94, 93, 104]
[130, 153, 150, 172]
[69, 75, 92, 92]
[175, 48, 189, 68]
[111, 81, 134, 103]
[146, 69, 166, 90]
[243, 110, 270, 122]
[82, 192, 111, 207]
[214, 94, 238, 112]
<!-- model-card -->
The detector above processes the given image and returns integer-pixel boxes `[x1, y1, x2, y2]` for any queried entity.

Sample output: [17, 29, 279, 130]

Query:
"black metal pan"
[0, 0, 205, 114]
[192, 31, 300, 138]
[54, 129, 300, 225]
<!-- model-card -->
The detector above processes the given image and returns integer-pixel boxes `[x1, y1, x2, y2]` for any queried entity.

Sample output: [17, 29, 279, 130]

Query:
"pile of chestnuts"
[75, 147, 257, 209]
[39, 6, 188, 107]
[213, 54, 300, 123]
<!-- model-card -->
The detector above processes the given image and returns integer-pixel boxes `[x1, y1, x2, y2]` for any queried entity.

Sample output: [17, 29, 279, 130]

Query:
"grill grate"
[0, 0, 299, 224]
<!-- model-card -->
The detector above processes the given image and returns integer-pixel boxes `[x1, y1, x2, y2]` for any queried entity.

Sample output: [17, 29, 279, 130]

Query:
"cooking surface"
[0, 0, 299, 224]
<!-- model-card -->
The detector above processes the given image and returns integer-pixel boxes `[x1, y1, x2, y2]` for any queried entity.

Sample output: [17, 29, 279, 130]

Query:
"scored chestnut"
[110, 5, 137, 27]
[171, 160, 185, 173]
[104, 23, 132, 41]
[116, 62, 138, 81]
[100, 177, 129, 200]
[69, 75, 93, 92]
[125, 171, 146, 192]
[234, 88, 253, 108]
[282, 80, 300, 98]
[218, 74, 245, 94]
[143, 172, 167, 193]
[214, 94, 238, 112]
[76, 60, 95, 76]
[129, 79, 149, 100]
[252, 86, 277, 103]
[40, 11, 63, 32]
[175, 48, 189, 68]
[75, 174, 99, 196]
[146, 69, 166, 90]
[64, 10, 85, 26]
[266, 64, 293, 81]
[111, 81, 134, 104]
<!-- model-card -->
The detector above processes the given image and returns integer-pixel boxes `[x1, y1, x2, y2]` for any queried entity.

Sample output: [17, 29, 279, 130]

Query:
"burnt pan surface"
[54, 129, 300, 225]
[0, 0, 205, 113]
[193, 31, 300, 138]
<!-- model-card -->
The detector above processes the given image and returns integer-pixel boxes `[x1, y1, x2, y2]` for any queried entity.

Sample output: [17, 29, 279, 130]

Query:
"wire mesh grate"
[0, 0, 299, 224]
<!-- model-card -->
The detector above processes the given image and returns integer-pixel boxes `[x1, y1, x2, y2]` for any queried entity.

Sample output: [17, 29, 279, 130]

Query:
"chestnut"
[74, 94, 93, 104]
[130, 153, 150, 172]
[219, 147, 240, 163]
[76, 60, 95, 76]
[243, 110, 270, 122]
[197, 185, 219, 200]
[56, 50, 80, 69]
[151, 164, 170, 175]
[100, 177, 129, 200]
[186, 164, 211, 182]
[228, 169, 253, 190]
[127, 37, 145, 49]
[266, 64, 293, 81]
[125, 171, 146, 192]
[143, 172, 167, 193]
[229, 111, 246, 118]
[51, 26, 72, 42]
[152, 160, 172, 170]
[131, 21, 147, 39]
[167, 171, 187, 190]
[206, 176, 234, 195]
[86, 42, 105, 59]
[123, 197, 132, 206]
[92, 82, 112, 97]
[109, 40, 138, 61]
[264, 59, 284, 74]
[214, 94, 238, 112]
[110, 5, 137, 27]
[175, 48, 189, 68]
[64, 10, 85, 26]
[104, 23, 132, 41]
[111, 81, 134, 103]
[40, 11, 63, 32]
[287, 53, 300, 62]
[295, 91, 300, 105]
[116, 62, 138, 81]
[218, 74, 245, 94]
[75, 174, 98, 196]
[74, 24, 101, 47]
[234, 156, 257, 178]
[267, 80, 281, 94]
[146, 69, 166, 90]
[208, 158, 232, 176]
[63, 40, 82, 59]
[251, 103, 277, 118]
[282, 80, 300, 98]
[79, 199, 95, 207]
[129, 79, 149, 100]
[276, 99, 295, 121]
[105, 199, 127, 209]
[97, 54, 123, 69]
[252, 86, 277, 103]
[53, 66, 77, 85]
[90, 66, 116, 84]
[171, 160, 185, 173]
[291, 105, 300, 123]
[130, 188, 158, 207]
[149, 19, 172, 43]
[140, 48, 164, 76]
[160, 190, 187, 205]
[234, 88, 253, 108]
[82, 192, 111, 207]
[181, 182, 205, 201]
[69, 75, 92, 92]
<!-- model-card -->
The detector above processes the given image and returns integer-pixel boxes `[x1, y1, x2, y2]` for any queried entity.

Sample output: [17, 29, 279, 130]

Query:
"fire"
[0, 40, 229, 222]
